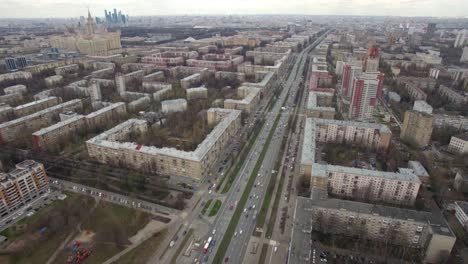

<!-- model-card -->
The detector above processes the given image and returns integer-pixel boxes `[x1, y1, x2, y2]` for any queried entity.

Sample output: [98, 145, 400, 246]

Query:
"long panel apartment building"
[0, 160, 49, 218]
[0, 99, 83, 143]
[297, 194, 455, 263]
[86, 108, 241, 181]
[13, 97, 61, 118]
[32, 102, 127, 151]
[312, 163, 421, 206]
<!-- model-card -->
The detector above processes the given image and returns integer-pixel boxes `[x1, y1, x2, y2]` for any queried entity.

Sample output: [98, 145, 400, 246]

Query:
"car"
[234, 232, 237, 237]
[229, 205, 234, 210]
[239, 230, 243, 235]
[212, 229, 216, 235]
[224, 256, 229, 262]
[320, 259, 327, 262]
[274, 246, 278, 253]
[243, 208, 247, 213]
[252, 205, 256, 209]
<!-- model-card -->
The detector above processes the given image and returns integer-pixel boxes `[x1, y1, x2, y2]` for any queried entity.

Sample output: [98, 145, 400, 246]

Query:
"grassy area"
[212, 108, 282, 264]
[208, 200, 222, 217]
[257, 243, 269, 264]
[170, 229, 194, 264]
[115, 230, 167, 264]
[0, 192, 95, 264]
[201, 199, 212, 215]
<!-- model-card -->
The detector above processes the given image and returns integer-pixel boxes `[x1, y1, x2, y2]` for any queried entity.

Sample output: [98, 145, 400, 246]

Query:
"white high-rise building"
[454, 30, 467, 48]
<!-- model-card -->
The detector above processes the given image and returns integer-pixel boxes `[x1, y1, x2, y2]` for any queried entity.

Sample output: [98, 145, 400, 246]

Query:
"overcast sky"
[0, 0, 467, 18]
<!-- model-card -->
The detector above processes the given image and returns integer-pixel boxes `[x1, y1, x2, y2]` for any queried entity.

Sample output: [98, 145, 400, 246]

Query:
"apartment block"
[312, 163, 420, 206]
[186, 54, 244, 71]
[448, 134, 468, 154]
[0, 99, 83, 143]
[13, 97, 61, 118]
[305, 91, 335, 119]
[400, 110, 434, 148]
[86, 108, 241, 181]
[301, 196, 455, 263]
[0, 160, 49, 218]
[301, 118, 392, 183]
[32, 115, 86, 151]
[224, 86, 261, 114]
[85, 102, 127, 130]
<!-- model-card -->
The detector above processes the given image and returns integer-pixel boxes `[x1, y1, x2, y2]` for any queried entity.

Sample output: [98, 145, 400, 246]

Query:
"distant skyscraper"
[454, 30, 467, 48]
[426, 23, 436, 38]
[349, 72, 384, 120]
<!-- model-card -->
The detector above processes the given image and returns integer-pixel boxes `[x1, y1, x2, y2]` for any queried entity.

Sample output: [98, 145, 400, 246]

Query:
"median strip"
[212, 104, 282, 264]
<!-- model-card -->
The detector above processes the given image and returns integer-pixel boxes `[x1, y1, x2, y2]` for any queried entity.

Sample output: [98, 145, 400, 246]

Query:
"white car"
[239, 230, 243, 235]
[212, 229, 216, 235]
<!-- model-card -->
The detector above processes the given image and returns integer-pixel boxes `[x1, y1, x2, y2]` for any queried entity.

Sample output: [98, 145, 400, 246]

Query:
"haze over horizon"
[0, 0, 467, 19]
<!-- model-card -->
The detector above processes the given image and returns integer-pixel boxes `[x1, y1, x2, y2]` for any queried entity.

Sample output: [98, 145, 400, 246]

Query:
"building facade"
[0, 160, 49, 218]
[349, 72, 384, 121]
[86, 108, 241, 181]
[400, 110, 434, 147]
[448, 134, 468, 154]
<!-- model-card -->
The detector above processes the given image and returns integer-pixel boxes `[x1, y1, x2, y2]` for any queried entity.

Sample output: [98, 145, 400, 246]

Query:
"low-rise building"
[0, 99, 83, 143]
[0, 160, 49, 218]
[161, 99, 188, 114]
[13, 97, 61, 118]
[32, 115, 86, 151]
[0, 71, 32, 83]
[400, 110, 434, 148]
[3, 84, 27, 95]
[54, 64, 79, 75]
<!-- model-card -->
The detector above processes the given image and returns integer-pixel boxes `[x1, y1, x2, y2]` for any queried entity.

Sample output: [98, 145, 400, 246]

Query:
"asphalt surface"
[193, 31, 331, 264]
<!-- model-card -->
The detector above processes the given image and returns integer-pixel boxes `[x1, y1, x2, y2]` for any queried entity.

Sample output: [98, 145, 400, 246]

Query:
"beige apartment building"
[400, 110, 434, 147]
[0, 99, 83, 143]
[86, 108, 241, 181]
[312, 163, 421, 206]
[32, 115, 86, 152]
[31, 102, 127, 152]
[0, 160, 49, 218]
[305, 91, 336, 119]
[224, 86, 262, 114]
[12, 97, 61, 118]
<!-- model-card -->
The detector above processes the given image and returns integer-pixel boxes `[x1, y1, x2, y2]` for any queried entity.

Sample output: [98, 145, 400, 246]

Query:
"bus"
[203, 237, 213, 253]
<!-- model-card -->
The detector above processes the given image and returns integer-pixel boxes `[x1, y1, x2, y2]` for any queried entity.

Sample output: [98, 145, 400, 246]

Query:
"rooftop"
[313, 163, 421, 183]
[87, 108, 241, 162]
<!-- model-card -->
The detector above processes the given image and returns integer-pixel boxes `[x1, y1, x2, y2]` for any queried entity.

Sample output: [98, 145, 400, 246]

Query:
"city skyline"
[1, 0, 468, 19]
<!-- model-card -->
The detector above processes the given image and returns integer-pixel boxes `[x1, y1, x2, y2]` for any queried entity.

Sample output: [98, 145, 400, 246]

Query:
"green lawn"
[201, 199, 212, 215]
[114, 230, 167, 264]
[208, 200, 222, 217]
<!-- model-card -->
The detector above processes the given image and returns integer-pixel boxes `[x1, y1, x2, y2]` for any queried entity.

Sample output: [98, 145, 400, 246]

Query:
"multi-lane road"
[193, 31, 330, 264]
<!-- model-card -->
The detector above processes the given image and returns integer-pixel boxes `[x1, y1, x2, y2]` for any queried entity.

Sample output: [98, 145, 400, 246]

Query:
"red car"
[224, 257, 229, 262]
